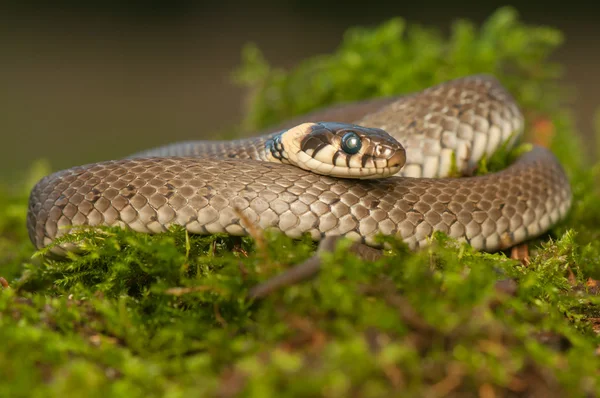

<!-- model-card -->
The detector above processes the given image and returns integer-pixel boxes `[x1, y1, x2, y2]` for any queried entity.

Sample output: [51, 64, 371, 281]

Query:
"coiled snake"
[27, 75, 572, 254]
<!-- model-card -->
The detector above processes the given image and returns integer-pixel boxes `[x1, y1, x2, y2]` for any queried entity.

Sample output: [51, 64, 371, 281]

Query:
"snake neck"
[263, 131, 292, 164]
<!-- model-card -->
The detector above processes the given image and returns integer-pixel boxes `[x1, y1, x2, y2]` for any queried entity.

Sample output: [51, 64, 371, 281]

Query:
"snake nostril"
[389, 150, 406, 168]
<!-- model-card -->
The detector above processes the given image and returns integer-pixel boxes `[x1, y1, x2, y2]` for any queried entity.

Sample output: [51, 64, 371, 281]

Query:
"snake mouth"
[340, 137, 406, 179]
[383, 148, 406, 176]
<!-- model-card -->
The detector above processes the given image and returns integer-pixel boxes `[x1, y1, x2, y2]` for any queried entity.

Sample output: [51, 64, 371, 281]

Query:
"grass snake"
[27, 75, 573, 254]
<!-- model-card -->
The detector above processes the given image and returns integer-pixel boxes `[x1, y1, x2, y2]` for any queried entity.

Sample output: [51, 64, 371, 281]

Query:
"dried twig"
[0, 277, 9, 289]
[247, 237, 383, 300]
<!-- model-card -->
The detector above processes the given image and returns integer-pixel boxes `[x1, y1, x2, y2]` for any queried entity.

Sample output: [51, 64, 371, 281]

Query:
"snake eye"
[341, 131, 362, 155]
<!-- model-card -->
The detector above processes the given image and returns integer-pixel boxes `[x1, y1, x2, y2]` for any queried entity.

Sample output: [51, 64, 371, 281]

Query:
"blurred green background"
[1, 1, 598, 183]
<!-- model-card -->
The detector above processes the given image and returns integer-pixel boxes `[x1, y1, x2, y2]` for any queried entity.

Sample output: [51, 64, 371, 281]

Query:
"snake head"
[277, 122, 406, 179]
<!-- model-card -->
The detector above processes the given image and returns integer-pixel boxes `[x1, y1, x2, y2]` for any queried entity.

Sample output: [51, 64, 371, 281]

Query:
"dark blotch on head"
[361, 154, 370, 168]
[300, 128, 332, 156]
[332, 151, 341, 166]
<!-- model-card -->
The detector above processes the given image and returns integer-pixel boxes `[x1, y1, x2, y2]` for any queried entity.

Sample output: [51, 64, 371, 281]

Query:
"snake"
[26, 75, 573, 255]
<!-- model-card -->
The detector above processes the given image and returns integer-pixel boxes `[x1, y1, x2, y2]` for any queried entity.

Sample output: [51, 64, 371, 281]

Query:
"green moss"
[3, 6, 600, 396]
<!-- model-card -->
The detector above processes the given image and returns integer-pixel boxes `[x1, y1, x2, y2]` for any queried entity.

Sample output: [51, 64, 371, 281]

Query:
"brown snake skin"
[27, 75, 573, 253]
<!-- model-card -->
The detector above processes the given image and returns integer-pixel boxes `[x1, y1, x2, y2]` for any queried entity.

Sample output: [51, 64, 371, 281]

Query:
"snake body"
[27, 75, 572, 253]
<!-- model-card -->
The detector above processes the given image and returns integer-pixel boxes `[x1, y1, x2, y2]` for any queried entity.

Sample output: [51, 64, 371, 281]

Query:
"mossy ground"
[2, 7, 600, 397]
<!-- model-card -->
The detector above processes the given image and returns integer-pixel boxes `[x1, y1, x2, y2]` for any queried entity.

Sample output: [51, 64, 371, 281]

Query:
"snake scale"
[27, 75, 572, 254]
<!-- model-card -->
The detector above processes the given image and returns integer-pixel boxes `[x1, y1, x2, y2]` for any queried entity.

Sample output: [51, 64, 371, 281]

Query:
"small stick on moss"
[231, 240, 249, 257]
[0, 277, 9, 289]
[247, 237, 383, 300]
[246, 237, 338, 300]
[213, 303, 228, 328]
[234, 208, 267, 254]
[164, 285, 226, 296]
[237, 262, 249, 281]
[511, 243, 530, 266]
[358, 279, 434, 335]
[428, 363, 464, 397]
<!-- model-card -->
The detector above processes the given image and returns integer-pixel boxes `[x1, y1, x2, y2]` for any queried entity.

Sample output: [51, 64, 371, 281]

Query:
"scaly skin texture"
[27, 75, 572, 253]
